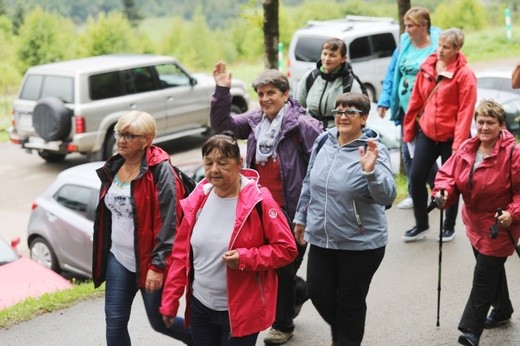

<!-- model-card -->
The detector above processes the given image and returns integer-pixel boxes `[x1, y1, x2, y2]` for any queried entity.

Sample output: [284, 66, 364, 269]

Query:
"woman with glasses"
[294, 92, 396, 346]
[92, 111, 193, 346]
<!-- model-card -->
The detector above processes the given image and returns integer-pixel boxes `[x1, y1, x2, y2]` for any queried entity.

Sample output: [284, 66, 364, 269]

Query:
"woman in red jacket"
[402, 28, 477, 242]
[160, 132, 297, 345]
[93, 111, 192, 345]
[433, 100, 520, 346]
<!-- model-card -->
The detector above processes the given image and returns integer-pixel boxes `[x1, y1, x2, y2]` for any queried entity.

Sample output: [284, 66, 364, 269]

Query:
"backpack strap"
[343, 62, 368, 97]
[305, 68, 320, 92]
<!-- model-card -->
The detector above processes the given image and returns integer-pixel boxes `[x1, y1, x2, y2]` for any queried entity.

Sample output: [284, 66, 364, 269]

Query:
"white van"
[287, 16, 399, 101]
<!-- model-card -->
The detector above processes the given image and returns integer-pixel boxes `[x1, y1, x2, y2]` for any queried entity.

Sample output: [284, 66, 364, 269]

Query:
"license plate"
[18, 113, 32, 128]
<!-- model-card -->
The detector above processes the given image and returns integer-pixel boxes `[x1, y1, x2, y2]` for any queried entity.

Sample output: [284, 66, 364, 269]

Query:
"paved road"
[2, 57, 520, 345]
[2, 203, 520, 345]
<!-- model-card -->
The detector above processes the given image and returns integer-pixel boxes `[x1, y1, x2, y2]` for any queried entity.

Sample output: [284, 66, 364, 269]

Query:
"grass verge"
[0, 280, 104, 329]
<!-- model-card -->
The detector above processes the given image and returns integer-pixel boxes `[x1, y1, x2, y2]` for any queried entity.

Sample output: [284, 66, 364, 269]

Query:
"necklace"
[115, 164, 140, 188]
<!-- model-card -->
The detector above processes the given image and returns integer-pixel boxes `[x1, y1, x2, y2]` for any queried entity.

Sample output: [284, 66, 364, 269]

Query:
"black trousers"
[459, 247, 514, 336]
[307, 244, 385, 346]
[272, 241, 307, 333]
[410, 130, 459, 229]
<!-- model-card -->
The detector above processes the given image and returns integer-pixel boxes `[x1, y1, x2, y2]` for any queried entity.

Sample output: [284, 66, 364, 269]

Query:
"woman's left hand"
[145, 270, 164, 293]
[222, 250, 240, 269]
[497, 210, 513, 228]
[359, 139, 378, 173]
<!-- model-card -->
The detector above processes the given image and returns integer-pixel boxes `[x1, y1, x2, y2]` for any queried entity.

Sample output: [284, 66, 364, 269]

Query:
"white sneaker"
[398, 197, 413, 209]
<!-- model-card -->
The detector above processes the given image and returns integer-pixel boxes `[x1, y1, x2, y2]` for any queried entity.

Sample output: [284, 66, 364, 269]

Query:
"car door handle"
[167, 96, 175, 102]
[129, 103, 137, 109]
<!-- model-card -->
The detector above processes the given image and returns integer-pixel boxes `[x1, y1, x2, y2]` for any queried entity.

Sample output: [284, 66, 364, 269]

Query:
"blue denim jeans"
[191, 296, 259, 346]
[105, 252, 193, 346]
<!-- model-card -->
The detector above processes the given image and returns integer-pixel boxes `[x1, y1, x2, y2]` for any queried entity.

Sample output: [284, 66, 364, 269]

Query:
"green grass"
[0, 280, 104, 329]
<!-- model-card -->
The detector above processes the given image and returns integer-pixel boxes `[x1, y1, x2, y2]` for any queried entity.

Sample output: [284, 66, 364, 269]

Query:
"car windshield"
[0, 240, 18, 265]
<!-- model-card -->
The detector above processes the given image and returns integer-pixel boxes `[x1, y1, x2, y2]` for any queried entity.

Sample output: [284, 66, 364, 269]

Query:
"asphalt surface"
[2, 57, 519, 346]
[3, 202, 520, 346]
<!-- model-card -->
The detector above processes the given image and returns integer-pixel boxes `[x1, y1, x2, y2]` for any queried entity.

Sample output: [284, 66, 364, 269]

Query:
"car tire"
[38, 150, 66, 163]
[33, 97, 72, 141]
[30, 236, 60, 273]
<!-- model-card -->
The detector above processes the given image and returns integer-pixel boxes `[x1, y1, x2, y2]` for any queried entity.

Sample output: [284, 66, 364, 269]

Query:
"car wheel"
[30, 237, 60, 273]
[33, 97, 72, 141]
[38, 150, 66, 163]
[103, 129, 118, 160]
[230, 103, 242, 116]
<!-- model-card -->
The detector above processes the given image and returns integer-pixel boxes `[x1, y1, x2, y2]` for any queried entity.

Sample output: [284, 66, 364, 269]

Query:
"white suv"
[287, 16, 399, 101]
[9, 54, 250, 162]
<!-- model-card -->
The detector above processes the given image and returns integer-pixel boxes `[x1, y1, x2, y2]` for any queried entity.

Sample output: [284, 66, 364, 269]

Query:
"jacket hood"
[460, 130, 517, 158]
[315, 60, 352, 82]
[422, 51, 468, 77]
[197, 168, 261, 196]
[326, 127, 380, 146]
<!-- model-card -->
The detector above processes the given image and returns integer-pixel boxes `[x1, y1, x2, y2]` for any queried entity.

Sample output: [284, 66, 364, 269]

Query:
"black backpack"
[172, 165, 196, 198]
[151, 162, 196, 198]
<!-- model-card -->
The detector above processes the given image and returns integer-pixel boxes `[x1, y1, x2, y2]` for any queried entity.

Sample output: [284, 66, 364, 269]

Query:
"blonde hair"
[404, 7, 431, 31]
[114, 111, 157, 139]
[440, 28, 465, 50]
[474, 99, 506, 125]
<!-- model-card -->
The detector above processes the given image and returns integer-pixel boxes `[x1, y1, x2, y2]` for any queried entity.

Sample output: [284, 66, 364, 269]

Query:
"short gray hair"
[440, 28, 465, 50]
[252, 69, 290, 93]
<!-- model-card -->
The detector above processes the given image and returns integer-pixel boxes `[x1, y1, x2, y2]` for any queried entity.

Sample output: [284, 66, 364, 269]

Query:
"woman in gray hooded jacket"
[294, 92, 396, 346]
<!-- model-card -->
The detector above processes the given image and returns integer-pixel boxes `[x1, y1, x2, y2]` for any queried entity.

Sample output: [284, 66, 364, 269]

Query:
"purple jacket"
[210, 86, 323, 220]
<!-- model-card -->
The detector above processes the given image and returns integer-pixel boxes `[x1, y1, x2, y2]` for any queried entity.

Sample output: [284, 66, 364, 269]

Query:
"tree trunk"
[396, 0, 411, 34]
[263, 0, 279, 69]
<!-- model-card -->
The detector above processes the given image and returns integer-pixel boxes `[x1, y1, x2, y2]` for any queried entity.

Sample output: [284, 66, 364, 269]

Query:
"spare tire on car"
[33, 97, 72, 141]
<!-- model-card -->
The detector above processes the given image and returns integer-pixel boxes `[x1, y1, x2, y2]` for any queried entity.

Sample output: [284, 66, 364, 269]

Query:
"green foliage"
[0, 280, 104, 329]
[77, 11, 143, 57]
[16, 7, 76, 73]
[463, 26, 520, 62]
[433, 0, 487, 30]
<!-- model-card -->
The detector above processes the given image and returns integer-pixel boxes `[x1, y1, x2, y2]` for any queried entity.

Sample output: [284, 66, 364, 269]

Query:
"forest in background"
[0, 0, 519, 131]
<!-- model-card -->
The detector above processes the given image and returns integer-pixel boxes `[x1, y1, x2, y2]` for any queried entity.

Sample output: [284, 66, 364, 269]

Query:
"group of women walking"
[90, 7, 520, 346]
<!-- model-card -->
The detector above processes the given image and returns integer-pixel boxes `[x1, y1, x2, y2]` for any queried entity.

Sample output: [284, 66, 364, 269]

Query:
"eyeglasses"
[114, 131, 142, 141]
[331, 108, 364, 118]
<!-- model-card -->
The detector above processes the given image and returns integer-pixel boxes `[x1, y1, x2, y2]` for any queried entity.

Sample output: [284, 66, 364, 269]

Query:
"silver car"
[28, 162, 103, 278]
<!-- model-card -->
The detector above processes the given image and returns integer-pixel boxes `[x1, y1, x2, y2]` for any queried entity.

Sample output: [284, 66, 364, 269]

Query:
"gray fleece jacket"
[294, 128, 396, 250]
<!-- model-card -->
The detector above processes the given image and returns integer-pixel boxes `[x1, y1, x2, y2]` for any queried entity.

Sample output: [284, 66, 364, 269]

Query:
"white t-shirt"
[105, 176, 136, 272]
[191, 176, 251, 311]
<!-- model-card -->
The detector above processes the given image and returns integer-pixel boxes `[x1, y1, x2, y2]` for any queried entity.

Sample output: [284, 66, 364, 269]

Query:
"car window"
[90, 71, 124, 100]
[294, 36, 328, 62]
[54, 184, 96, 220]
[132, 67, 157, 92]
[349, 36, 371, 61]
[371, 33, 396, 58]
[20, 74, 44, 100]
[20, 74, 74, 103]
[155, 63, 191, 88]
[0, 240, 18, 265]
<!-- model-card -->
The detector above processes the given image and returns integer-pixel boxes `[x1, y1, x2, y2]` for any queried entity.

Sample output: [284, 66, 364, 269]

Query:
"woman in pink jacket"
[160, 132, 297, 345]
[433, 100, 520, 346]
[402, 28, 477, 242]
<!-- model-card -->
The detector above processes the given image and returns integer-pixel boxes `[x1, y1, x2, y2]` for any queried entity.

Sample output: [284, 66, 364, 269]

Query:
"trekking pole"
[436, 189, 445, 327]
[495, 208, 520, 258]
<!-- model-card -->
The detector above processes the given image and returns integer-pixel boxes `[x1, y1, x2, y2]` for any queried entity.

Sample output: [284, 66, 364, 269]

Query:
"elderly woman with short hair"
[433, 100, 520, 346]
[294, 92, 396, 345]
[209, 62, 323, 344]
